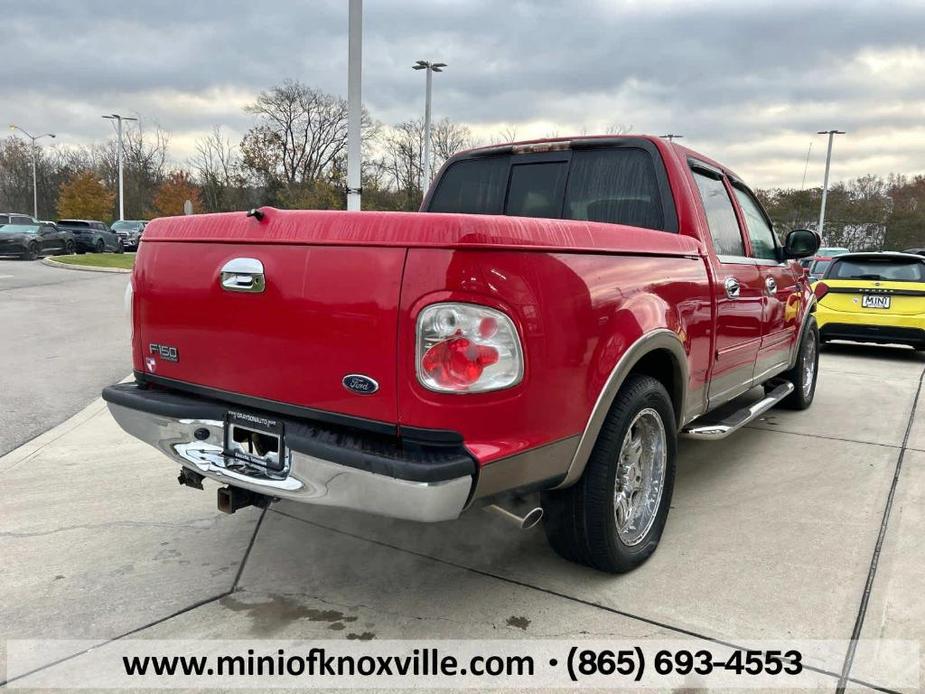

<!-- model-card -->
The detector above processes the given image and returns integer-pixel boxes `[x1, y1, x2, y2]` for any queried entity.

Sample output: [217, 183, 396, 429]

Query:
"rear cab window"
[426, 140, 677, 232]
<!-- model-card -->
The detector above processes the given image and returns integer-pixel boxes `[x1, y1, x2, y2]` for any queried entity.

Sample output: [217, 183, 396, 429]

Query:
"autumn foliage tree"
[57, 171, 115, 221]
[152, 171, 201, 217]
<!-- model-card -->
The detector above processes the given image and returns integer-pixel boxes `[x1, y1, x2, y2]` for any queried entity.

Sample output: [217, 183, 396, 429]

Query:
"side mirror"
[783, 228, 820, 259]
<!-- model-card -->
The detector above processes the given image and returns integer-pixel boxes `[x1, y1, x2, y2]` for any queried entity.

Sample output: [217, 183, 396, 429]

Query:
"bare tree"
[240, 80, 372, 188]
[431, 118, 474, 171]
[191, 126, 245, 211]
[378, 116, 473, 207]
[491, 125, 519, 144]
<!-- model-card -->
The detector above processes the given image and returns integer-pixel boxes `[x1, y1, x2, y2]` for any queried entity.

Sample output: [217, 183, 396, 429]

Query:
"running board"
[681, 381, 794, 440]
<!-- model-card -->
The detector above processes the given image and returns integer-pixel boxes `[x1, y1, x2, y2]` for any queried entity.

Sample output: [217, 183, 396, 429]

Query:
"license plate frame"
[861, 294, 891, 309]
[223, 410, 286, 473]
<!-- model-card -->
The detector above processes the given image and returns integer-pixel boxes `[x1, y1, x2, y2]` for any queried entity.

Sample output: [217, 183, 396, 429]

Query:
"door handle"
[220, 258, 265, 293]
[765, 276, 777, 295]
[724, 277, 741, 299]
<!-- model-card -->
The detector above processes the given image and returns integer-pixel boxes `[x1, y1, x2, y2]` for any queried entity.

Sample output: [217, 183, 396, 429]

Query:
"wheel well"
[627, 348, 684, 426]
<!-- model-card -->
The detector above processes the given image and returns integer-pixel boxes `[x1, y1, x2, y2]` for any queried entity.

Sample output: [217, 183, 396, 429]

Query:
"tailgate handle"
[220, 258, 265, 293]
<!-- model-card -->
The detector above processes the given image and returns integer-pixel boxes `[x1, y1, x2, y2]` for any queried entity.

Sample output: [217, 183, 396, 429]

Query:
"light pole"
[816, 129, 845, 240]
[103, 114, 138, 221]
[346, 0, 363, 211]
[9, 125, 55, 219]
[412, 59, 446, 191]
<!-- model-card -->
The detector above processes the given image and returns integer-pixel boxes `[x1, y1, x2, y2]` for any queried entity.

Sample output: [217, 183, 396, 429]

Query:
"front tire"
[23, 243, 39, 261]
[541, 374, 677, 573]
[95, 239, 105, 254]
[779, 316, 819, 410]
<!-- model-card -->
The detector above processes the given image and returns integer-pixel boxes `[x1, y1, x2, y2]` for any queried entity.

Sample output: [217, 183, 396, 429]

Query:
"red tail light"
[814, 282, 829, 302]
[422, 337, 500, 388]
[416, 303, 524, 393]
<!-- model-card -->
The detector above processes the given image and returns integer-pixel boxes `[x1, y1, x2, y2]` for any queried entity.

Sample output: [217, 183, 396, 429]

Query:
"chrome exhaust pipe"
[487, 504, 544, 530]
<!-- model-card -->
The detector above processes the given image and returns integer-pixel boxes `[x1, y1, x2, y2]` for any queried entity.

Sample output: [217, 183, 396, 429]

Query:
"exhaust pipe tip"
[521, 506, 544, 530]
[487, 503, 544, 530]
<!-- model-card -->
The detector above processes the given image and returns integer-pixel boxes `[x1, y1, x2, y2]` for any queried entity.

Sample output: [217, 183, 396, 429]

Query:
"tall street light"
[816, 129, 845, 240]
[412, 59, 446, 191]
[8, 125, 56, 219]
[103, 114, 138, 221]
[346, 0, 363, 211]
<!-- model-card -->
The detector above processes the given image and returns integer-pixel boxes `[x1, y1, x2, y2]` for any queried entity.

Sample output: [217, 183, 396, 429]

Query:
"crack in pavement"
[836, 365, 925, 693]
[267, 507, 871, 688]
[0, 506, 268, 689]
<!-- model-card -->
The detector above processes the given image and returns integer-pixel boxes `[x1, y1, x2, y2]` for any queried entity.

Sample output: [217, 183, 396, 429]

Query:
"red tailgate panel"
[134, 242, 405, 425]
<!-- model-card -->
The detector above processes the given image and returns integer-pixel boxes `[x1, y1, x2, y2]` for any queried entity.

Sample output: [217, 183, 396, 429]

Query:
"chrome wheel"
[802, 334, 816, 398]
[614, 408, 667, 546]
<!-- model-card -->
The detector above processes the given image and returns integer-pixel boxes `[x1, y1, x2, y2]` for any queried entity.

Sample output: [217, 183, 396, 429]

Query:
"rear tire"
[95, 239, 105, 254]
[64, 241, 75, 254]
[23, 243, 39, 261]
[779, 316, 819, 410]
[541, 374, 677, 573]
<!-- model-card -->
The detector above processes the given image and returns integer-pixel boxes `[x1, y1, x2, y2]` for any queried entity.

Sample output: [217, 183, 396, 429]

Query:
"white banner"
[4, 638, 919, 690]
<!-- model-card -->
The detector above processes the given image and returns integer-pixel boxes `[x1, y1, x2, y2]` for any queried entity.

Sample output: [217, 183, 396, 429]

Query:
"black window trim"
[424, 137, 679, 233]
[729, 178, 783, 265]
[688, 158, 753, 266]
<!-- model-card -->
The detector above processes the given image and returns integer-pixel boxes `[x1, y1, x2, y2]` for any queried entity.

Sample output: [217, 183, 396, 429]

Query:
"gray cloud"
[2, 0, 924, 188]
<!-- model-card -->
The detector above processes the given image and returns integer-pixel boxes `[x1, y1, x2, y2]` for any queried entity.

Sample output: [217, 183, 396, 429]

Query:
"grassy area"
[52, 253, 135, 270]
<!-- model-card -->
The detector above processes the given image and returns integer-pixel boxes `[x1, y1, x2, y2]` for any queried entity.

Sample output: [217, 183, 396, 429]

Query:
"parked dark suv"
[0, 222, 76, 259]
[110, 220, 147, 251]
[56, 219, 123, 254]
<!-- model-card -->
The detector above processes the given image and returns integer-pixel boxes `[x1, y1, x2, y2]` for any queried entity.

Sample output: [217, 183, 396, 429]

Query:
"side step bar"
[681, 381, 794, 440]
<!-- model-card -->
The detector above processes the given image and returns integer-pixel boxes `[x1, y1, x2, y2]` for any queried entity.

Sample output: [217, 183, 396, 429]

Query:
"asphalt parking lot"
[0, 260, 130, 456]
[1, 265, 923, 690]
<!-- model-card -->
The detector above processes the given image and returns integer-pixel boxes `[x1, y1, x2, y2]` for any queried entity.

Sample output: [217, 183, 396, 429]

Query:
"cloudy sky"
[3, 0, 924, 189]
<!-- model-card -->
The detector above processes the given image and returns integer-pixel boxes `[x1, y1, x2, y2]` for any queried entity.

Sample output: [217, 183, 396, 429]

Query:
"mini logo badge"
[342, 374, 379, 395]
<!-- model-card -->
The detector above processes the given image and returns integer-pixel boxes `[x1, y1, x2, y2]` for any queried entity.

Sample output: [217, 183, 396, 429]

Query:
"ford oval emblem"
[342, 374, 379, 395]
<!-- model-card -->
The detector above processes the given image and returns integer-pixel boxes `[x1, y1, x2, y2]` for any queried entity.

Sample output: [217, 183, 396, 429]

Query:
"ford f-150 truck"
[103, 135, 821, 573]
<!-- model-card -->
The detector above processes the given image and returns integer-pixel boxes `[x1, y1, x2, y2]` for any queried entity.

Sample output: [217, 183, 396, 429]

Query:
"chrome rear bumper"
[106, 402, 473, 522]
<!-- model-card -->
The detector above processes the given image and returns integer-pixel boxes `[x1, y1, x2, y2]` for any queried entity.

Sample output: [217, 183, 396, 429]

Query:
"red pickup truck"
[103, 135, 821, 573]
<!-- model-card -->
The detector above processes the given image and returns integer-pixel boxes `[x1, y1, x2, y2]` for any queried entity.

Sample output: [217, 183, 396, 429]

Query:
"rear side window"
[692, 171, 745, 257]
[564, 148, 664, 230]
[828, 258, 925, 282]
[428, 157, 507, 215]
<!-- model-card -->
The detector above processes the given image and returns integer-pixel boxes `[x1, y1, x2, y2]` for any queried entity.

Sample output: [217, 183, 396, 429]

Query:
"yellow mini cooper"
[813, 252, 925, 351]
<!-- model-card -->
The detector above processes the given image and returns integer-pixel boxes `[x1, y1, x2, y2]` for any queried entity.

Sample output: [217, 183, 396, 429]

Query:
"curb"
[41, 257, 132, 274]
[0, 374, 133, 472]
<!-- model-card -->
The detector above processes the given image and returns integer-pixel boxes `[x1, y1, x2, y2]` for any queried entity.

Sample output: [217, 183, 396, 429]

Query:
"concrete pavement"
[1, 343, 923, 691]
[0, 259, 131, 456]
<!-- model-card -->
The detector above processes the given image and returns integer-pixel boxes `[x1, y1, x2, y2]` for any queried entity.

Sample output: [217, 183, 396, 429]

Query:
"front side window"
[733, 186, 777, 261]
[692, 170, 745, 257]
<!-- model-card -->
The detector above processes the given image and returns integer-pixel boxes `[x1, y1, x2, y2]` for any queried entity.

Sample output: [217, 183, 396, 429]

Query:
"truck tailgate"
[134, 240, 404, 426]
